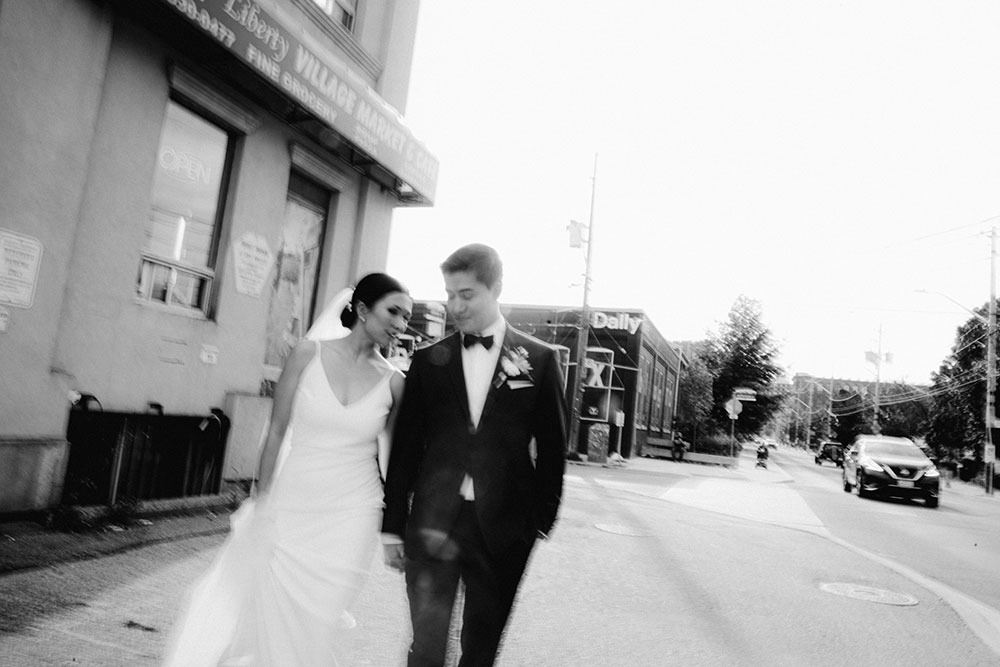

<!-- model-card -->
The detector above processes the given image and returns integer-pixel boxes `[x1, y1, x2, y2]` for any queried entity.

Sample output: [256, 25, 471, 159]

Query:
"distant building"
[0, 0, 436, 513]
[405, 302, 686, 461]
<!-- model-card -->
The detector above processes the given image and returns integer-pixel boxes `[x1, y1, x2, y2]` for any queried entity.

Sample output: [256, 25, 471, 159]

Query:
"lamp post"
[566, 154, 598, 461]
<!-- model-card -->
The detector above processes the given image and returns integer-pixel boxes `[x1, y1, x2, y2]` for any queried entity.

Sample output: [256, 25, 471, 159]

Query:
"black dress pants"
[405, 501, 533, 667]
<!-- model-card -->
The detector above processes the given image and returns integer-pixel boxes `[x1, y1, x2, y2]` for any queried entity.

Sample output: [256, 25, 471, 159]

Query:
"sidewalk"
[0, 451, 789, 575]
[0, 503, 232, 575]
[2, 449, 990, 575]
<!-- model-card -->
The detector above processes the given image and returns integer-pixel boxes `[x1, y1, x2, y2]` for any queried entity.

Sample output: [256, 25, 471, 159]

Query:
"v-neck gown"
[162, 347, 396, 667]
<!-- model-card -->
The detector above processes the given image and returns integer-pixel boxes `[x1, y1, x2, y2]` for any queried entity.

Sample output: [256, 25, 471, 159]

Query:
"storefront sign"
[160, 0, 438, 203]
[591, 311, 642, 335]
[232, 232, 274, 297]
[0, 228, 43, 308]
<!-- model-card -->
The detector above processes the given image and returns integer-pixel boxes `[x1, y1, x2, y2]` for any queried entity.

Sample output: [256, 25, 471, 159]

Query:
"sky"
[386, 0, 1000, 386]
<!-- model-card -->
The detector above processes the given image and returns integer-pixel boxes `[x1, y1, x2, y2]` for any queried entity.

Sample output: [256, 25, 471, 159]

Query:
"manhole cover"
[819, 583, 918, 606]
[594, 523, 648, 537]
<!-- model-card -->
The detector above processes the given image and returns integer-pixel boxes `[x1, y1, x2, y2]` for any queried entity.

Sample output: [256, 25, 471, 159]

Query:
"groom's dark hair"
[440, 243, 503, 288]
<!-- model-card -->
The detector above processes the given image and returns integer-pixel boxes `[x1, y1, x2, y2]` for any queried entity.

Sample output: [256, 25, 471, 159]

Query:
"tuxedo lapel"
[444, 334, 472, 425]
[479, 328, 520, 426]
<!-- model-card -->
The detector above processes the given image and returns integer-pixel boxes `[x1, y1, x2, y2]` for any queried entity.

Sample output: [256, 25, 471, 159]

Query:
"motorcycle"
[756, 446, 769, 469]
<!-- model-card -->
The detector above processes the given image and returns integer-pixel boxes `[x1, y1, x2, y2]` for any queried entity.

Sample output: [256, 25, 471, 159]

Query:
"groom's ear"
[490, 279, 503, 301]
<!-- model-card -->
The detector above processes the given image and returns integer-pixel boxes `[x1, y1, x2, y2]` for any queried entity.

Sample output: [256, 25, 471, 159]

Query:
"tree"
[831, 388, 866, 446]
[675, 343, 714, 445]
[877, 383, 931, 438]
[926, 308, 991, 457]
[702, 296, 783, 437]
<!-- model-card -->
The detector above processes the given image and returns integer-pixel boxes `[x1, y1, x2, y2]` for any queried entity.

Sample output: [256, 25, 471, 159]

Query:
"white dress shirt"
[459, 316, 505, 500]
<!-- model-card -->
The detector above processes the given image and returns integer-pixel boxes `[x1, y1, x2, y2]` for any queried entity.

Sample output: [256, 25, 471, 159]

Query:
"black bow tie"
[462, 333, 494, 350]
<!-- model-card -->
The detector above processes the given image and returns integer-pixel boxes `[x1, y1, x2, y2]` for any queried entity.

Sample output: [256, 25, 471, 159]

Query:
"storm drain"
[819, 583, 919, 606]
[594, 523, 648, 537]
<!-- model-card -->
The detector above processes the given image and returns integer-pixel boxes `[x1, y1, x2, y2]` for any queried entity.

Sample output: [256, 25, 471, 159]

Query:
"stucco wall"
[0, 439, 69, 512]
[0, 0, 113, 437]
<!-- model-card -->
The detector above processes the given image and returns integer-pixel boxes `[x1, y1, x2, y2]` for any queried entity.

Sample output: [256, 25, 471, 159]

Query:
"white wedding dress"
[162, 343, 398, 667]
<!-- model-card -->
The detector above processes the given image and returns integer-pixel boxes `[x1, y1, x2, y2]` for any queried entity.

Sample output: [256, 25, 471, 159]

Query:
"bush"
[692, 433, 740, 456]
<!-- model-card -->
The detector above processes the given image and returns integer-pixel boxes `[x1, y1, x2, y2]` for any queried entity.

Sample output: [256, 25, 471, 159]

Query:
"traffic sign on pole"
[733, 387, 757, 402]
[726, 398, 742, 420]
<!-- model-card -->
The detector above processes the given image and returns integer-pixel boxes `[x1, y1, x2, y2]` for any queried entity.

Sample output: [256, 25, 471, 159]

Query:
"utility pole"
[986, 227, 997, 495]
[567, 154, 598, 460]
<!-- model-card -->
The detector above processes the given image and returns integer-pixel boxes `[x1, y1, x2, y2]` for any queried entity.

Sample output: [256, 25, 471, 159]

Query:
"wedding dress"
[162, 342, 397, 667]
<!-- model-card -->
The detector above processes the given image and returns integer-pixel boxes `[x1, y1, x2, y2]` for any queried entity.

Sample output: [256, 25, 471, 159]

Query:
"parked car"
[814, 441, 844, 467]
[842, 435, 940, 508]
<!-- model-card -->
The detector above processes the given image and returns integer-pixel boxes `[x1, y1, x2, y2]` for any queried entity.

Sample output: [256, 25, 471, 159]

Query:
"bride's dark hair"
[340, 272, 408, 328]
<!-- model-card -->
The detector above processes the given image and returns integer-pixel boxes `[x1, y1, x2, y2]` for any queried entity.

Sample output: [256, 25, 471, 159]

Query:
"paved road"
[3, 449, 999, 666]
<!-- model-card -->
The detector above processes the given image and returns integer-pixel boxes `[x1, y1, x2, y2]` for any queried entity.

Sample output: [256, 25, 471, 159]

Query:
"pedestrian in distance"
[162, 273, 412, 667]
[672, 434, 687, 462]
[381, 243, 568, 667]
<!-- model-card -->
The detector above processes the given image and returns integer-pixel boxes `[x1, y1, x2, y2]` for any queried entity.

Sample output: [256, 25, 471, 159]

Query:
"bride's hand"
[383, 544, 406, 572]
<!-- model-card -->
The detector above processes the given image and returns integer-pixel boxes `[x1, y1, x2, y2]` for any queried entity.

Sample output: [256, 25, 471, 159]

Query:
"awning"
[155, 0, 438, 205]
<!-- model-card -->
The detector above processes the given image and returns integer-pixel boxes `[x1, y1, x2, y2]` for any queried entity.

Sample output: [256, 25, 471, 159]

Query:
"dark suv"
[814, 441, 844, 467]
[842, 435, 940, 508]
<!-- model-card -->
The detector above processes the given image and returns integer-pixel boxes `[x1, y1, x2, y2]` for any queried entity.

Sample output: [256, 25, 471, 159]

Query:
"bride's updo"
[340, 272, 409, 328]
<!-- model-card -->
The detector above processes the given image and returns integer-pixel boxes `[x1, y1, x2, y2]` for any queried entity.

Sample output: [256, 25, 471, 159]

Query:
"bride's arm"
[256, 341, 315, 494]
[379, 371, 406, 481]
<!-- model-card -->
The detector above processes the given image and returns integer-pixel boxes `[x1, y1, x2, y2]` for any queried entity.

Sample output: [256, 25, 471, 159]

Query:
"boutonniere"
[494, 346, 534, 388]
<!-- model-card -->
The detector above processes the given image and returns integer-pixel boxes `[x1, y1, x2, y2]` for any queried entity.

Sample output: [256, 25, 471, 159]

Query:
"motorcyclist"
[756, 442, 769, 467]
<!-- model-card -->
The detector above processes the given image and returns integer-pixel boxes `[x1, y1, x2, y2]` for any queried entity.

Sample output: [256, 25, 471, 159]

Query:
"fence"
[62, 407, 230, 506]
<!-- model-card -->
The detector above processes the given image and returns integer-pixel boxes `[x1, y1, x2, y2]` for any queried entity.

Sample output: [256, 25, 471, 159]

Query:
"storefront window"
[650, 359, 667, 436]
[635, 346, 654, 430]
[264, 172, 330, 369]
[137, 101, 231, 313]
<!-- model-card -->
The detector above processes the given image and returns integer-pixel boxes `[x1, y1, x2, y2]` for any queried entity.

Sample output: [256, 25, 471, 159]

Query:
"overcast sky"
[386, 0, 1000, 385]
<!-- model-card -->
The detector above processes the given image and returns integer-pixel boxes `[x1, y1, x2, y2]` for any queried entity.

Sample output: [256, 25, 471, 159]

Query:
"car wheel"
[857, 472, 869, 498]
[815, 458, 821, 465]
[926, 496, 939, 508]
[842, 475, 851, 493]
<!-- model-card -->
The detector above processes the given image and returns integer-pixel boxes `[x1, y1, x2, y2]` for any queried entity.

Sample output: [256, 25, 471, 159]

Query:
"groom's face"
[443, 270, 501, 334]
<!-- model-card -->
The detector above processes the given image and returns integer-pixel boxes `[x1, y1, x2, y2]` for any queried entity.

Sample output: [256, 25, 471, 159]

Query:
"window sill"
[132, 297, 213, 322]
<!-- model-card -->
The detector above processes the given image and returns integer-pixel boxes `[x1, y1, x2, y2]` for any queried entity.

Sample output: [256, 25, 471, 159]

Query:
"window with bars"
[309, 0, 357, 31]
[136, 102, 232, 314]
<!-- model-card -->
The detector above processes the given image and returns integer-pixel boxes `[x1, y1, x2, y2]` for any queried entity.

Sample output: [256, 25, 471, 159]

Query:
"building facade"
[406, 302, 685, 461]
[0, 0, 436, 512]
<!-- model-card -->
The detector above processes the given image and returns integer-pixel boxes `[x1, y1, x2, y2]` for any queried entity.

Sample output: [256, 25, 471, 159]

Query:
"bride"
[162, 273, 412, 667]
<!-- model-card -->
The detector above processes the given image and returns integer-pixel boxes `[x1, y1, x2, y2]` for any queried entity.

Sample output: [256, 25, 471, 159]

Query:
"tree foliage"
[675, 342, 714, 443]
[702, 296, 783, 437]
[926, 306, 991, 456]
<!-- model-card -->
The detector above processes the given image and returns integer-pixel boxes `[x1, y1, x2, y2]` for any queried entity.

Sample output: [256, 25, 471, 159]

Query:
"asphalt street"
[2, 448, 998, 666]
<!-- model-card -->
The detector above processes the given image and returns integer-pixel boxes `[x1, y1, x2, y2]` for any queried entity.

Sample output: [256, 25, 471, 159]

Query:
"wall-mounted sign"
[233, 232, 274, 297]
[591, 311, 641, 335]
[158, 0, 438, 203]
[0, 228, 43, 308]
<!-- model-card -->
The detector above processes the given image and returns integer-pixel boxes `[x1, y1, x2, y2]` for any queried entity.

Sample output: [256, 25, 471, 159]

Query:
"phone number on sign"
[166, 0, 237, 48]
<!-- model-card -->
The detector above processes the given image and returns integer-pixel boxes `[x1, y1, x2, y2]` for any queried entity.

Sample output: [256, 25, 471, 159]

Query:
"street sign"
[726, 398, 742, 420]
[986, 443, 996, 461]
[733, 387, 757, 402]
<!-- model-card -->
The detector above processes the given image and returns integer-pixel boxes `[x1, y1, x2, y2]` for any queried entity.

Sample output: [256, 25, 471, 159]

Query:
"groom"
[382, 243, 568, 666]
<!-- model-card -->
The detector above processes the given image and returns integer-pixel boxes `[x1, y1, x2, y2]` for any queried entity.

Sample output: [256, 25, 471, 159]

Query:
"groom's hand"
[383, 543, 406, 572]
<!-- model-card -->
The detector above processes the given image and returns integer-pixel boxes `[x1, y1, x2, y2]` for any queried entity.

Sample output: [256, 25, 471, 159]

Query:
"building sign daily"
[160, 0, 438, 203]
[0, 228, 43, 308]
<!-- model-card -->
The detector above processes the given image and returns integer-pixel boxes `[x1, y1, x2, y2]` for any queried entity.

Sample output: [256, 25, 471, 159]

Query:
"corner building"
[0, 0, 436, 513]
[405, 302, 685, 462]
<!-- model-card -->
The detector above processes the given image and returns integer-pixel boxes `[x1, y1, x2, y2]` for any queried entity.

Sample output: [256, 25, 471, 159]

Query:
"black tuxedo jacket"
[382, 326, 568, 555]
